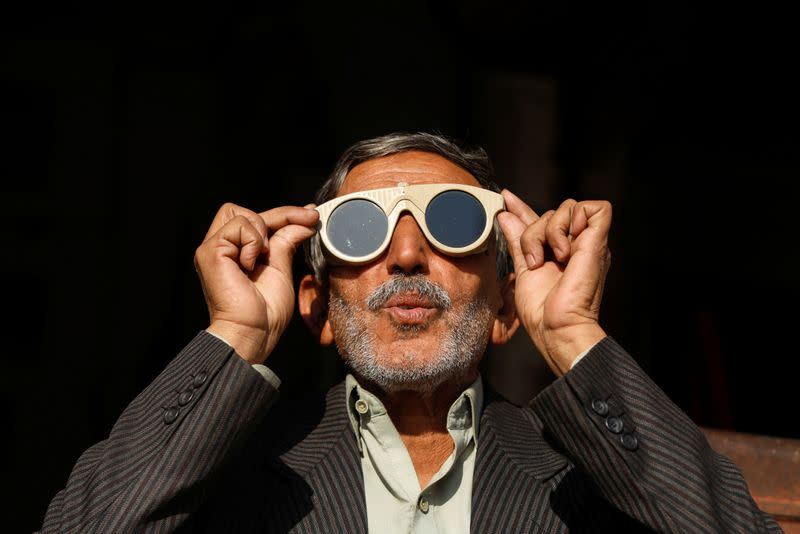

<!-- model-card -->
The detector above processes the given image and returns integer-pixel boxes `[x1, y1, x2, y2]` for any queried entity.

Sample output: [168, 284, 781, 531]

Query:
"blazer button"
[591, 399, 609, 416]
[193, 372, 208, 388]
[178, 389, 195, 406]
[163, 406, 179, 425]
[605, 416, 624, 434]
[620, 433, 639, 451]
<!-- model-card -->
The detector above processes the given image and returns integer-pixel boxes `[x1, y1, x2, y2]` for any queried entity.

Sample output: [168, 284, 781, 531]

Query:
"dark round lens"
[326, 199, 388, 257]
[425, 190, 486, 248]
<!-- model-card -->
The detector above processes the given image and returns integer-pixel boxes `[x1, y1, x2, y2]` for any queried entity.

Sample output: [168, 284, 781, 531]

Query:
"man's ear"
[298, 274, 335, 346]
[491, 272, 520, 345]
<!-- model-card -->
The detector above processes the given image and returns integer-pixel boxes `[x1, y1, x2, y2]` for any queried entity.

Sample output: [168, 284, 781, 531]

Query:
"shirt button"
[355, 399, 369, 414]
[605, 416, 624, 434]
[163, 406, 179, 425]
[193, 372, 208, 388]
[621, 433, 639, 451]
[418, 496, 430, 514]
[178, 389, 195, 406]
[591, 399, 609, 416]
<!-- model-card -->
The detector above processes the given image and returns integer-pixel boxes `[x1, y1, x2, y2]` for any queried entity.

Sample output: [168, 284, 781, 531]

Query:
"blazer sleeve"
[38, 331, 279, 534]
[531, 336, 783, 533]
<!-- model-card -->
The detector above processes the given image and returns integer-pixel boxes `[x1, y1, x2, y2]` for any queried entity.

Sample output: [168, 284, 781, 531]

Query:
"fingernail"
[525, 253, 536, 269]
[304, 203, 316, 210]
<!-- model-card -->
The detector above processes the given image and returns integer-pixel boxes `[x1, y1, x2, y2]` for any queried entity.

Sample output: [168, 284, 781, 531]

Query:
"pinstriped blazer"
[39, 333, 781, 533]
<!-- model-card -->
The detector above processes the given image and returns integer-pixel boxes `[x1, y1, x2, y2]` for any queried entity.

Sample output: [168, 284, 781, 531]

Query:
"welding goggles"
[315, 182, 505, 265]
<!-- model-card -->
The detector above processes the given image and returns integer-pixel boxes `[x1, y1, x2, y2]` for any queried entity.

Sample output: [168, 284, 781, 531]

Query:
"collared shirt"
[345, 374, 483, 534]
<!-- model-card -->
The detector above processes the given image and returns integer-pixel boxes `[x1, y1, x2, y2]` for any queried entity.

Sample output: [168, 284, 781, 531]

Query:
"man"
[40, 133, 780, 533]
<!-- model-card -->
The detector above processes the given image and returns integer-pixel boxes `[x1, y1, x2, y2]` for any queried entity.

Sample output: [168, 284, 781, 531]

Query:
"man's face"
[326, 151, 504, 394]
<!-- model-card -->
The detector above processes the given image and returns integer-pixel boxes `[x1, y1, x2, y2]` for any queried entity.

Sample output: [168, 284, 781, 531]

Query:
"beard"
[328, 274, 495, 395]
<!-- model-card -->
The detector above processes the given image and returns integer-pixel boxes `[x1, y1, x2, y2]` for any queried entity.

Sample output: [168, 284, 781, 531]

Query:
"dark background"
[3, 2, 799, 531]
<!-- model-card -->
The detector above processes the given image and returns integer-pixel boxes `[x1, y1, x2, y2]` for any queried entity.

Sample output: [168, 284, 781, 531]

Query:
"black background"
[3, 2, 799, 531]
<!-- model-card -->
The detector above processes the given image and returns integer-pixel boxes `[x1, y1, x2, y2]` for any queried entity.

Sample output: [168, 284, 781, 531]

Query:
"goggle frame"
[315, 182, 505, 265]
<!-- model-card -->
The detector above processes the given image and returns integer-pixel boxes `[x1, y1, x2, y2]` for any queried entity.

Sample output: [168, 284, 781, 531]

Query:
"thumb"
[265, 224, 317, 276]
[497, 211, 528, 277]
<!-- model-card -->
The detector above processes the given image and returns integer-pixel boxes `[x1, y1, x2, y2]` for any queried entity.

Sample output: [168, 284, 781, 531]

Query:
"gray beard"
[328, 274, 495, 395]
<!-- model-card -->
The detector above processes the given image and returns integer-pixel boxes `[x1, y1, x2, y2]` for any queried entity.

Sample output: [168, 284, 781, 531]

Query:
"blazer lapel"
[279, 382, 368, 533]
[472, 388, 568, 533]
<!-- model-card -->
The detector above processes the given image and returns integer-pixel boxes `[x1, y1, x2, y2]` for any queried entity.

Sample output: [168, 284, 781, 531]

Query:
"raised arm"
[497, 190, 781, 532]
[39, 203, 318, 533]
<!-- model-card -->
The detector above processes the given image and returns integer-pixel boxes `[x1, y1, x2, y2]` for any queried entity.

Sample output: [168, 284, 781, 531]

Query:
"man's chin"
[346, 357, 474, 396]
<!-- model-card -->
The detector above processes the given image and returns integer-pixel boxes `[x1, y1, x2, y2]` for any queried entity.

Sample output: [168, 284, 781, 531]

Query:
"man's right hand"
[194, 203, 319, 364]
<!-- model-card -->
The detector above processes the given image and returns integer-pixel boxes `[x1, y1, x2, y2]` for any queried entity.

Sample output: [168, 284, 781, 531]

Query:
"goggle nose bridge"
[384, 196, 425, 217]
[382, 197, 433, 241]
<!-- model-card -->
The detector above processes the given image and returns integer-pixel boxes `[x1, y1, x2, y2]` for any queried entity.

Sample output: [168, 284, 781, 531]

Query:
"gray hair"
[303, 132, 511, 282]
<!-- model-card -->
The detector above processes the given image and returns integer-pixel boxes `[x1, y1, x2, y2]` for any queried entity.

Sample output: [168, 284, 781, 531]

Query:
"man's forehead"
[337, 151, 480, 196]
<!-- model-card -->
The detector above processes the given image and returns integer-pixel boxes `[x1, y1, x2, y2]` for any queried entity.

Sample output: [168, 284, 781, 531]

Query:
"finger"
[520, 210, 555, 269]
[264, 223, 318, 277]
[561, 201, 612, 293]
[501, 189, 540, 226]
[546, 199, 577, 262]
[205, 203, 268, 242]
[259, 205, 319, 234]
[556, 202, 613, 312]
[568, 200, 612, 238]
[214, 215, 266, 271]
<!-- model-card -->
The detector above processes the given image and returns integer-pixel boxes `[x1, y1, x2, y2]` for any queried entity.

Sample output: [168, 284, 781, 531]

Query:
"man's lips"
[382, 294, 439, 324]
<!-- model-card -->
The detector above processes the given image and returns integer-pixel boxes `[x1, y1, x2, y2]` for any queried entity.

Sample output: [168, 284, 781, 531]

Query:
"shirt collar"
[345, 373, 484, 447]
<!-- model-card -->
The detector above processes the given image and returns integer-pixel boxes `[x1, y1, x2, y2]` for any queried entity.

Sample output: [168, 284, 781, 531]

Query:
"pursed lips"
[382, 293, 439, 324]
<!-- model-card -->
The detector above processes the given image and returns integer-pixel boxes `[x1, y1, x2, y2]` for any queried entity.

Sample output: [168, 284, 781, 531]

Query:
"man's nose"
[384, 213, 431, 275]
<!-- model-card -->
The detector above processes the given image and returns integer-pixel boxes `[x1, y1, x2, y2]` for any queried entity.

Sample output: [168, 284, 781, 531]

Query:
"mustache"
[365, 274, 452, 312]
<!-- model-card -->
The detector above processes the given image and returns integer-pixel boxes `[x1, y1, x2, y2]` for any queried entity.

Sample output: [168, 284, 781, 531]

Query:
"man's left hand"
[497, 191, 611, 376]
